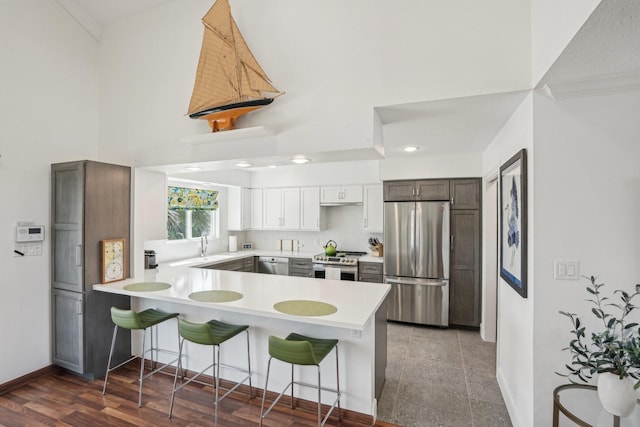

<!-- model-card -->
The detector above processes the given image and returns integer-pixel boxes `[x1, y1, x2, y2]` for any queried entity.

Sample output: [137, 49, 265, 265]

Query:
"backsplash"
[240, 206, 382, 254]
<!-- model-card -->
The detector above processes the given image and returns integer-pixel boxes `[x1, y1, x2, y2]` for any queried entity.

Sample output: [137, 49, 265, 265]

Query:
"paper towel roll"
[228, 235, 237, 252]
[325, 267, 341, 280]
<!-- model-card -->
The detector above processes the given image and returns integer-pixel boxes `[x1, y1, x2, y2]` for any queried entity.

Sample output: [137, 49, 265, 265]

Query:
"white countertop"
[93, 259, 390, 331]
[359, 255, 384, 263]
[163, 250, 316, 267]
[162, 250, 385, 267]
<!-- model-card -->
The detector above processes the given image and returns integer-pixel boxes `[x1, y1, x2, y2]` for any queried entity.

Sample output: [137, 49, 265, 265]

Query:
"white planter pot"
[597, 372, 636, 417]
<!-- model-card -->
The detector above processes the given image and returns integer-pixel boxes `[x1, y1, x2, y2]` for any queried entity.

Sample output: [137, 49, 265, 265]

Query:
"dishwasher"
[258, 256, 289, 275]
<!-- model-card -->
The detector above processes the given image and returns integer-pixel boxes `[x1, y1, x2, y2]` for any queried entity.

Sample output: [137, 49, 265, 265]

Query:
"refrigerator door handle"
[385, 276, 448, 287]
[410, 209, 416, 275]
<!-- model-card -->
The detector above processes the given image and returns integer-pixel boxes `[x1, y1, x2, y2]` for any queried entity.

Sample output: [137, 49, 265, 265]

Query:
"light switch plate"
[14, 242, 43, 256]
[554, 259, 580, 280]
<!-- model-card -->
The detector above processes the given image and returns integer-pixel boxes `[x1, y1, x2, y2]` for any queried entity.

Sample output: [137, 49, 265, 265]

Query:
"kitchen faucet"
[200, 235, 208, 257]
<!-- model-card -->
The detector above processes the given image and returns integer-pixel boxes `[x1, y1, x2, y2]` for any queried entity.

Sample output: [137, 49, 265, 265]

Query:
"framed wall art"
[101, 238, 126, 284]
[500, 149, 528, 298]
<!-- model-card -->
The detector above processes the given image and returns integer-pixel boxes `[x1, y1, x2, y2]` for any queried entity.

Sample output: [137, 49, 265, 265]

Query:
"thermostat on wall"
[16, 225, 45, 242]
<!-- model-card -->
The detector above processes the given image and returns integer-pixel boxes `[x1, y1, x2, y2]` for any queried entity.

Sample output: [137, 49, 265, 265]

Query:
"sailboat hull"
[189, 98, 274, 132]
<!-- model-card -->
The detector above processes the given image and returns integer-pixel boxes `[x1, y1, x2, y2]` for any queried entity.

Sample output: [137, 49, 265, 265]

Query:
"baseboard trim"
[0, 365, 62, 396]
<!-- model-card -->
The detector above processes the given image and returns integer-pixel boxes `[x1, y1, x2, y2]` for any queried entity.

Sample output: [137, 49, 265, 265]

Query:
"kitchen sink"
[168, 255, 231, 267]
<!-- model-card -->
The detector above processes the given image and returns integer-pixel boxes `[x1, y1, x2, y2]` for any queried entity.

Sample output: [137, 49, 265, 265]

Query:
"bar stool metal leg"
[259, 358, 272, 427]
[102, 324, 119, 395]
[259, 334, 341, 427]
[102, 307, 180, 408]
[169, 319, 251, 425]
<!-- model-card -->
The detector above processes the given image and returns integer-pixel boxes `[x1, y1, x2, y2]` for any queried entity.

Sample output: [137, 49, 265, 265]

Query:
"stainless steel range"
[312, 251, 367, 281]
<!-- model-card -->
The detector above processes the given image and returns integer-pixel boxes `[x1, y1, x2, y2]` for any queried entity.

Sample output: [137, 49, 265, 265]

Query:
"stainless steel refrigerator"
[384, 201, 450, 326]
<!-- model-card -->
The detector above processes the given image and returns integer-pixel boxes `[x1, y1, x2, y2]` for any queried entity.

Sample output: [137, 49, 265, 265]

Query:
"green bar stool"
[168, 318, 253, 425]
[102, 307, 180, 407]
[259, 333, 341, 427]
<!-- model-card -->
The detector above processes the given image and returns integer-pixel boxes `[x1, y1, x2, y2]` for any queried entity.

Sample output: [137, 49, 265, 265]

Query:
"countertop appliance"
[312, 251, 366, 281]
[258, 256, 289, 276]
[144, 250, 158, 269]
[384, 201, 450, 326]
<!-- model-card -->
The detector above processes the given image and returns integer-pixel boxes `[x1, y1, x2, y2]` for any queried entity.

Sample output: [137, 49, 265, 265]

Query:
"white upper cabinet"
[250, 188, 263, 229]
[320, 185, 363, 205]
[300, 187, 321, 231]
[363, 184, 383, 232]
[228, 187, 252, 231]
[263, 187, 300, 230]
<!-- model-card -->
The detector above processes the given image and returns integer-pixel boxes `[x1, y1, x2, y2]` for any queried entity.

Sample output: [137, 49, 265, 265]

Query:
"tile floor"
[376, 322, 512, 427]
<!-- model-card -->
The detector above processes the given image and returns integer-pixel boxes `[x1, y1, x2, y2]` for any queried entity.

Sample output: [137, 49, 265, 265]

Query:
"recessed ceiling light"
[185, 166, 202, 171]
[268, 165, 277, 168]
[403, 146, 420, 153]
[233, 161, 252, 168]
[291, 156, 310, 164]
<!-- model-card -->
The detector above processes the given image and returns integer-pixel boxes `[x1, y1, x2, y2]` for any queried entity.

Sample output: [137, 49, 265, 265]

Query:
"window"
[167, 186, 219, 241]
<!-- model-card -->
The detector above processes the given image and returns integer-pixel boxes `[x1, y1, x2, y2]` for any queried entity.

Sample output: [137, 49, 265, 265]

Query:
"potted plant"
[558, 275, 640, 417]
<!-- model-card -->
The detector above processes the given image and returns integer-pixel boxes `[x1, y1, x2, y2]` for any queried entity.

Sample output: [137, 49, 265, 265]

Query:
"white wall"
[531, 0, 600, 85]
[250, 160, 381, 188]
[482, 93, 534, 427]
[97, 0, 531, 169]
[531, 89, 640, 426]
[0, 1, 100, 382]
[380, 153, 483, 180]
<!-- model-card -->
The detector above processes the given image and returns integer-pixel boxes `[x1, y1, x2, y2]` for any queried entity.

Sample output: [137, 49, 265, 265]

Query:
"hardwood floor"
[0, 363, 398, 427]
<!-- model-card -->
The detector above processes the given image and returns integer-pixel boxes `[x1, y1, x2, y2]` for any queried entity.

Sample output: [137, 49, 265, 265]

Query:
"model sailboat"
[188, 0, 282, 132]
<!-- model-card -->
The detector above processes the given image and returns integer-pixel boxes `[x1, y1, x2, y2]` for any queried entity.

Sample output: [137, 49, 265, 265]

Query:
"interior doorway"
[481, 177, 498, 342]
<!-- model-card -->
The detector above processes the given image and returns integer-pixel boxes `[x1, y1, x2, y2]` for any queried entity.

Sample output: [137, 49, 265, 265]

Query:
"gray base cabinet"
[203, 256, 255, 272]
[289, 257, 313, 278]
[358, 261, 383, 283]
[51, 161, 132, 379]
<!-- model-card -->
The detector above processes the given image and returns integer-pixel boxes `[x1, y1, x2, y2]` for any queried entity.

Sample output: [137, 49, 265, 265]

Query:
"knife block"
[371, 243, 383, 257]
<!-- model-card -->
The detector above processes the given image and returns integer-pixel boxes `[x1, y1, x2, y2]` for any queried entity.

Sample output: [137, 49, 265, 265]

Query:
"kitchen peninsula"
[93, 255, 390, 417]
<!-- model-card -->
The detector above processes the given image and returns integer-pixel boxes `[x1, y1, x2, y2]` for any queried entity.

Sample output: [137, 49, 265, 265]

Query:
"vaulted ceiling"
[56, 0, 640, 173]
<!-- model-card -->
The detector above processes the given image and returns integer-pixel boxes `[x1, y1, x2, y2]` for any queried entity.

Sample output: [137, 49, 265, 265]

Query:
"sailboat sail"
[188, 0, 281, 131]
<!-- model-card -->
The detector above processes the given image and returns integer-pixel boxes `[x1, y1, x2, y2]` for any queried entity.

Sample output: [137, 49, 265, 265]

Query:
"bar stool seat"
[169, 318, 253, 425]
[260, 333, 341, 427]
[103, 307, 180, 407]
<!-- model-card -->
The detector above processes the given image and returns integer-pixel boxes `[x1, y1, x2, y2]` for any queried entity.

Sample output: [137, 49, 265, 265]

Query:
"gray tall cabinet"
[51, 161, 132, 379]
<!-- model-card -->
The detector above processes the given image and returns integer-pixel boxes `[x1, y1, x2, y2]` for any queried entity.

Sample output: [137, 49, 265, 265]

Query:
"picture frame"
[499, 149, 528, 298]
[101, 238, 126, 284]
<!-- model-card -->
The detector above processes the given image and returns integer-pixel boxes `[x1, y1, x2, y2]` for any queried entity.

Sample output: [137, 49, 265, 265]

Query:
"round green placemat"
[188, 290, 243, 303]
[123, 282, 172, 292]
[273, 300, 338, 317]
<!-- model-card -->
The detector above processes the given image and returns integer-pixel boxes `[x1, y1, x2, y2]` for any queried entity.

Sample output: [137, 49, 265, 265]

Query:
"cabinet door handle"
[317, 218, 319, 227]
[450, 235, 454, 252]
[75, 245, 82, 266]
[76, 300, 83, 315]
[412, 188, 415, 196]
[451, 197, 454, 205]
[364, 218, 368, 228]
